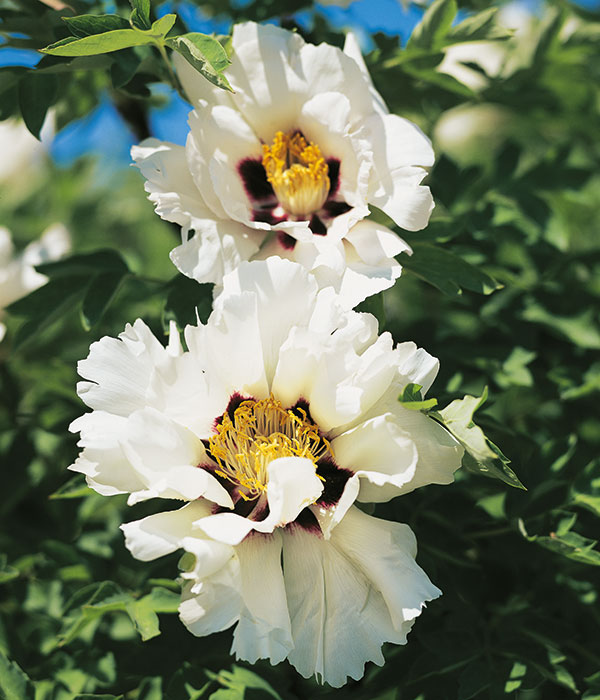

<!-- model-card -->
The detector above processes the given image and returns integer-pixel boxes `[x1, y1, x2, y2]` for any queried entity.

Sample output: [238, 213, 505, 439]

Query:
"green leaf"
[8, 275, 91, 349]
[49, 474, 92, 500]
[166, 33, 233, 92]
[41, 30, 155, 57]
[399, 244, 503, 296]
[18, 72, 58, 139]
[163, 275, 213, 331]
[0, 555, 19, 585]
[0, 650, 35, 700]
[519, 518, 600, 567]
[445, 8, 512, 44]
[407, 0, 457, 51]
[63, 14, 131, 37]
[433, 388, 525, 489]
[130, 0, 151, 30]
[35, 250, 129, 278]
[522, 303, 600, 350]
[398, 383, 438, 412]
[81, 270, 128, 330]
[208, 666, 282, 700]
[110, 48, 142, 89]
[458, 661, 492, 699]
[151, 14, 176, 38]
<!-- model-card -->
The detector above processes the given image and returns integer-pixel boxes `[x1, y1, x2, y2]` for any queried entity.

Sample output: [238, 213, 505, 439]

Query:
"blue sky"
[2, 0, 599, 169]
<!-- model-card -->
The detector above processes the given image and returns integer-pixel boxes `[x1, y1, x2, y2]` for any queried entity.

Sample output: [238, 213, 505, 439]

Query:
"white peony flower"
[0, 224, 71, 342]
[69, 257, 462, 686]
[0, 115, 54, 184]
[132, 22, 434, 308]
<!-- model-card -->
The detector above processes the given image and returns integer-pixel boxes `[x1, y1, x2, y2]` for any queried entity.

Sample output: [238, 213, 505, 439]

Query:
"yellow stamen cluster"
[209, 396, 331, 501]
[262, 131, 330, 218]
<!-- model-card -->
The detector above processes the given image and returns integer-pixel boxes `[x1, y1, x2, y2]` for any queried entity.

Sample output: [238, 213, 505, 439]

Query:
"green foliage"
[1, 0, 600, 699]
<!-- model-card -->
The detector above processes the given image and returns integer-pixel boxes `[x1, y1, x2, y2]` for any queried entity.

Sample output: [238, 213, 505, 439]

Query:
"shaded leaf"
[0, 650, 35, 700]
[166, 33, 233, 92]
[400, 244, 502, 296]
[434, 389, 525, 489]
[18, 72, 58, 139]
[81, 270, 128, 330]
[407, 0, 457, 50]
[398, 383, 438, 412]
[63, 14, 131, 37]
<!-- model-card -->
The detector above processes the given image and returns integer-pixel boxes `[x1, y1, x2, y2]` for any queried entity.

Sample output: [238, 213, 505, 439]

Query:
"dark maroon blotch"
[289, 508, 322, 535]
[309, 215, 327, 235]
[290, 397, 313, 423]
[327, 158, 341, 196]
[277, 231, 297, 250]
[238, 158, 274, 201]
[322, 200, 352, 218]
[317, 457, 354, 507]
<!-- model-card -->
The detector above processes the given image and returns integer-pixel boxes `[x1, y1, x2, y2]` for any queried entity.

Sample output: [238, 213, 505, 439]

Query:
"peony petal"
[231, 531, 293, 665]
[282, 506, 440, 686]
[331, 413, 419, 503]
[179, 564, 242, 638]
[121, 500, 211, 561]
[196, 456, 323, 545]
[131, 138, 215, 234]
[170, 219, 264, 285]
[366, 113, 435, 231]
[187, 105, 263, 227]
[282, 523, 400, 687]
[77, 319, 169, 416]
[69, 412, 146, 496]
[217, 257, 319, 387]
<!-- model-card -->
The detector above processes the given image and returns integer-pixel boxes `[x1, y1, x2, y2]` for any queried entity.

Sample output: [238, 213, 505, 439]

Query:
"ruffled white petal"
[77, 319, 170, 416]
[121, 500, 211, 561]
[282, 506, 440, 687]
[170, 219, 264, 285]
[121, 408, 232, 507]
[68, 411, 146, 496]
[231, 531, 293, 665]
[187, 106, 264, 227]
[343, 32, 388, 117]
[331, 413, 419, 503]
[366, 113, 435, 231]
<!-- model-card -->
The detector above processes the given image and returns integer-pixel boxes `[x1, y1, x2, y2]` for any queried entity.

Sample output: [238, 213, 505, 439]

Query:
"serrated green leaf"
[41, 29, 155, 57]
[81, 270, 128, 330]
[407, 0, 457, 51]
[434, 389, 525, 489]
[400, 244, 503, 296]
[63, 14, 131, 38]
[166, 33, 233, 92]
[18, 72, 58, 139]
[0, 650, 35, 700]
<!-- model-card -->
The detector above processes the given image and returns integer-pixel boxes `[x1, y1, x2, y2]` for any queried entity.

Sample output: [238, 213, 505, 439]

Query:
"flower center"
[262, 130, 330, 218]
[209, 396, 331, 501]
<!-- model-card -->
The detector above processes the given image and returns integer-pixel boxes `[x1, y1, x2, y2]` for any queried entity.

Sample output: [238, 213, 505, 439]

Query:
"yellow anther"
[209, 396, 332, 501]
[262, 130, 330, 218]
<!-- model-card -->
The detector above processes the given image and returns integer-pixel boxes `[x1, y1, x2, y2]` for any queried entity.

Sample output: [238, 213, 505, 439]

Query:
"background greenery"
[1, 0, 599, 698]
